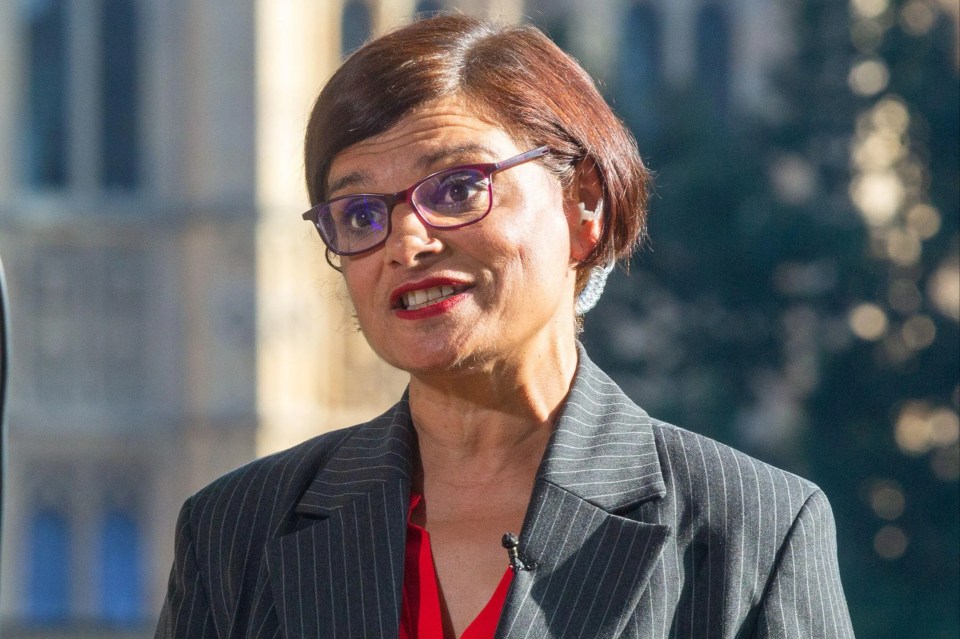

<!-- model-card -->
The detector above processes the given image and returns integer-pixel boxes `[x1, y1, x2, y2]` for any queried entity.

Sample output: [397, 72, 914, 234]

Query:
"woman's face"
[327, 96, 596, 376]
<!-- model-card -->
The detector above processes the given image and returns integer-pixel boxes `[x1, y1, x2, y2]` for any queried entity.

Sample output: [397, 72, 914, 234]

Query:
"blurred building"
[0, 0, 791, 634]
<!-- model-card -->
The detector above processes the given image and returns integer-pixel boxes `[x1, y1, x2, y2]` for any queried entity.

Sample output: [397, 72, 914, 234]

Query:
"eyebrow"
[414, 143, 498, 170]
[326, 143, 499, 198]
[327, 172, 370, 197]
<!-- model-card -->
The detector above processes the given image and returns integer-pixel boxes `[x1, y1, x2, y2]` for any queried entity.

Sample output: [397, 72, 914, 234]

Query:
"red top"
[399, 493, 513, 639]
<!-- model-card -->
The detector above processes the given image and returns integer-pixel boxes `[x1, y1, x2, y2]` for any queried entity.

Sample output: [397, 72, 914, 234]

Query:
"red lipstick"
[389, 277, 471, 320]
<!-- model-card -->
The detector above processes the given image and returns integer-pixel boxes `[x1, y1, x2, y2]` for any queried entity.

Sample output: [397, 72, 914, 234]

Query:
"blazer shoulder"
[650, 418, 820, 495]
[646, 418, 826, 536]
[182, 424, 362, 538]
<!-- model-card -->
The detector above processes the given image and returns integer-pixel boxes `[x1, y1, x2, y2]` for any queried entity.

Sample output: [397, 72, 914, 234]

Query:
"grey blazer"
[156, 348, 854, 638]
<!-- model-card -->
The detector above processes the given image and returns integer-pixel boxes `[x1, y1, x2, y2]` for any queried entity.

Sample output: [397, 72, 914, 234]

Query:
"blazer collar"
[499, 345, 670, 638]
[264, 400, 415, 639]
[535, 343, 666, 511]
[293, 396, 416, 517]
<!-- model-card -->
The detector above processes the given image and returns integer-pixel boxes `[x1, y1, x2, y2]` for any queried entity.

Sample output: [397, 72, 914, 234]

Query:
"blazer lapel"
[264, 399, 414, 639]
[497, 346, 671, 638]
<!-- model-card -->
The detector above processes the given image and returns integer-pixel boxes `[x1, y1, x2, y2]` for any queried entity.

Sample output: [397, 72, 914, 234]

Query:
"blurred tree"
[583, 0, 959, 637]
[805, 1, 959, 636]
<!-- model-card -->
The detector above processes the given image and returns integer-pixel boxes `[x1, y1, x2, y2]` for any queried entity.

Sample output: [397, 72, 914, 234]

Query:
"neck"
[407, 338, 579, 494]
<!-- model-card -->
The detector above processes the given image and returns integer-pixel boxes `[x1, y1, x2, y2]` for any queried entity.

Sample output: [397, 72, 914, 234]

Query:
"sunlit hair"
[304, 15, 651, 293]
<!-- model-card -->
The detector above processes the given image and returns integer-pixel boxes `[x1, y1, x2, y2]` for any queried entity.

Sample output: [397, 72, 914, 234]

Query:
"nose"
[383, 202, 444, 267]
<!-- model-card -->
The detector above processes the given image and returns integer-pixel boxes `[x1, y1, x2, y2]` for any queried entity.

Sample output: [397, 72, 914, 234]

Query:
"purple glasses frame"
[302, 145, 550, 256]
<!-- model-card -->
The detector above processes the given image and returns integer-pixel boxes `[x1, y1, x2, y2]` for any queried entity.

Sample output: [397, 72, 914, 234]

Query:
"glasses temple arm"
[493, 145, 550, 171]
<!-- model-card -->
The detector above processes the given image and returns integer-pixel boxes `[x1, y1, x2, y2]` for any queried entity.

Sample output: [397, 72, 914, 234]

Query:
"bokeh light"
[867, 479, 907, 519]
[874, 525, 909, 559]
[852, 130, 906, 172]
[852, 0, 890, 19]
[905, 203, 942, 238]
[928, 260, 960, 321]
[929, 409, 960, 446]
[849, 58, 891, 96]
[849, 302, 889, 339]
[900, 0, 938, 35]
[885, 228, 922, 265]
[770, 154, 816, 205]
[895, 402, 960, 456]
[900, 314, 936, 350]
[848, 97, 919, 235]
[850, 172, 904, 225]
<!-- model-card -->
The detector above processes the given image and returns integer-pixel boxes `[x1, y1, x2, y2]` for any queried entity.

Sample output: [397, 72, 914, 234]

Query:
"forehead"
[326, 96, 523, 193]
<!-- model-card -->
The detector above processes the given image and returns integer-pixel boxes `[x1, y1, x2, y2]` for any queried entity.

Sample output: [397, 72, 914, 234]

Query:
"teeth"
[402, 285, 458, 310]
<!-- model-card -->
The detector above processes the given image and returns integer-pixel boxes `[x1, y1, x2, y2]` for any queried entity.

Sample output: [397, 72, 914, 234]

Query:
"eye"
[340, 197, 387, 231]
[421, 169, 488, 213]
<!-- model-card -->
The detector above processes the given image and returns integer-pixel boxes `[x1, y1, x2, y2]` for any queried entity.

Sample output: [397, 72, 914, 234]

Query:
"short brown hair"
[304, 15, 651, 287]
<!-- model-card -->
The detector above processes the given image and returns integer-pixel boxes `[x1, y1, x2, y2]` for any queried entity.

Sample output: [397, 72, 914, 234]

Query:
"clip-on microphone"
[501, 532, 534, 573]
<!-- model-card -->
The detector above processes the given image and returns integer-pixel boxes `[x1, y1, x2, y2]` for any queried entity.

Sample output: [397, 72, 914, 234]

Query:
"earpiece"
[578, 200, 602, 222]
[574, 199, 609, 314]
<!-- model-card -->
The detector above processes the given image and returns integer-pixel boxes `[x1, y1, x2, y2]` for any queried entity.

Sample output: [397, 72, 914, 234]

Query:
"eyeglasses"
[302, 146, 550, 256]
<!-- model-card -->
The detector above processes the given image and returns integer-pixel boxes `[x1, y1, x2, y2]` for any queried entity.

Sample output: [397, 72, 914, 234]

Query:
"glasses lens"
[320, 196, 390, 254]
[413, 168, 491, 226]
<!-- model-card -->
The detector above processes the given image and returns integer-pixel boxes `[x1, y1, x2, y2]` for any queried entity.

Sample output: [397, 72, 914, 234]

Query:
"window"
[616, 2, 662, 134]
[99, 510, 143, 623]
[22, 0, 142, 193]
[695, 4, 731, 117]
[28, 510, 71, 622]
[24, 0, 69, 189]
[341, 0, 372, 56]
[100, 0, 140, 189]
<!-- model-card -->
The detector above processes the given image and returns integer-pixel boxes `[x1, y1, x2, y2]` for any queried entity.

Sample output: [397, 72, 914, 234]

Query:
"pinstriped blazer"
[156, 347, 854, 638]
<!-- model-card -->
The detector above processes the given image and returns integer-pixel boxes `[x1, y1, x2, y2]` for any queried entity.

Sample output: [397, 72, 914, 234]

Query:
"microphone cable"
[0, 249, 8, 601]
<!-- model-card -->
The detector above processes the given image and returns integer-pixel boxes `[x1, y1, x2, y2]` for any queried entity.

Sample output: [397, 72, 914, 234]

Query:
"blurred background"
[0, 0, 956, 637]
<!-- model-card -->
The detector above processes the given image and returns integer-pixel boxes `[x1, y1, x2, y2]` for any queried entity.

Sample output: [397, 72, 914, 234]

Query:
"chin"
[377, 336, 492, 378]
[386, 349, 472, 377]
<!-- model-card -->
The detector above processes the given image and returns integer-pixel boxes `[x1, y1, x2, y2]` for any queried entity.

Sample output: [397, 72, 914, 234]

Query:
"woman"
[157, 15, 853, 639]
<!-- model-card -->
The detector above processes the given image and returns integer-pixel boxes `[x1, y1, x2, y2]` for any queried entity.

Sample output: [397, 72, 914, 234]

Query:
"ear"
[564, 156, 604, 263]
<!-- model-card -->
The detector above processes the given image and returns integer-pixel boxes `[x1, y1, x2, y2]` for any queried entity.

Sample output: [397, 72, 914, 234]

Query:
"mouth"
[390, 278, 471, 311]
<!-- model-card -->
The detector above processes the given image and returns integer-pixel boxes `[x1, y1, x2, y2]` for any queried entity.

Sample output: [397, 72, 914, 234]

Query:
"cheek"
[502, 184, 572, 257]
[500, 190, 568, 248]
[508, 221, 574, 291]
[341, 263, 377, 315]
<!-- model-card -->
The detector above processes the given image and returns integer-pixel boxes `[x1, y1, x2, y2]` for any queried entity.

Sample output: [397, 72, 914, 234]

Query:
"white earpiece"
[578, 200, 602, 222]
